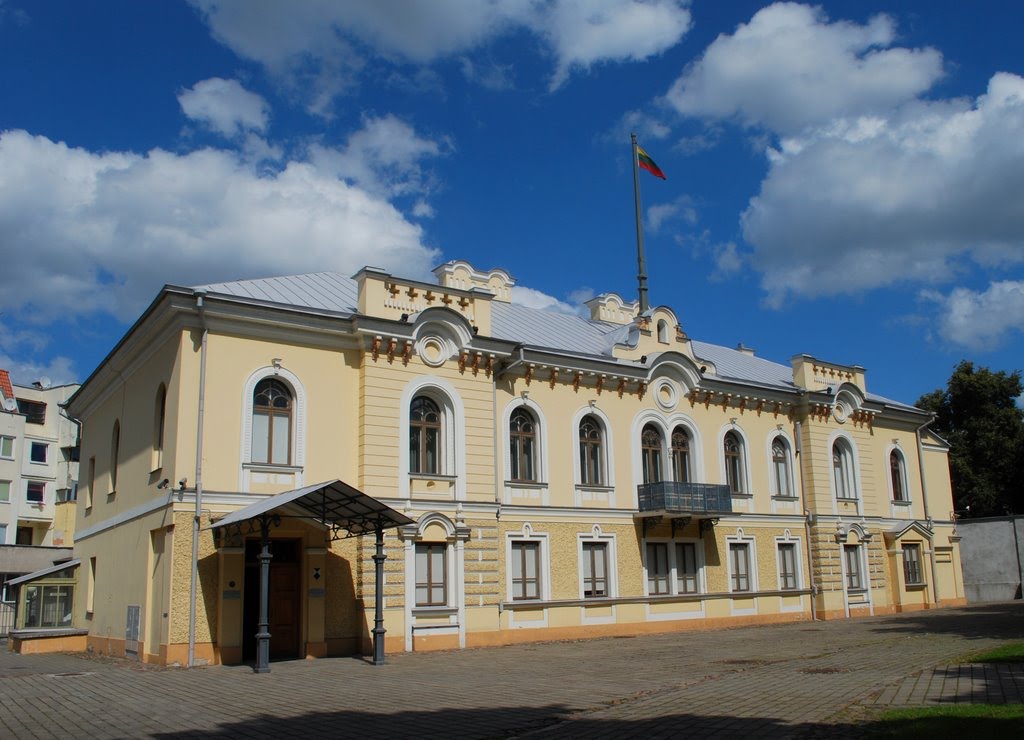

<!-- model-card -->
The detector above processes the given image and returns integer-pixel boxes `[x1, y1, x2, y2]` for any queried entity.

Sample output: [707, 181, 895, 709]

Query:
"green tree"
[917, 361, 1024, 517]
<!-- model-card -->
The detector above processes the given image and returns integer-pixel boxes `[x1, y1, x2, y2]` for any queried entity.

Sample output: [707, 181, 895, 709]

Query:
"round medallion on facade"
[833, 399, 851, 423]
[417, 335, 451, 367]
[654, 378, 679, 411]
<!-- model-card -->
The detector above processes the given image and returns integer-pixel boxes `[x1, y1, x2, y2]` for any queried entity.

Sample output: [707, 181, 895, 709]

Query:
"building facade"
[63, 261, 965, 666]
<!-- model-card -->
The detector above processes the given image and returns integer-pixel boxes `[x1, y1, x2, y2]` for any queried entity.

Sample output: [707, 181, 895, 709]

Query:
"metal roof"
[8, 558, 80, 587]
[197, 272, 358, 314]
[211, 479, 414, 538]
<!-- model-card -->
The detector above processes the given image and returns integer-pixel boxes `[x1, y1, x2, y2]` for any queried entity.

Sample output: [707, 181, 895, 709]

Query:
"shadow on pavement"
[868, 601, 1024, 641]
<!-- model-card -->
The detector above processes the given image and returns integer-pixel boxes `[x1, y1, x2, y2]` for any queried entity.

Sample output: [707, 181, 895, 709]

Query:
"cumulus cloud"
[924, 280, 1024, 350]
[178, 77, 270, 137]
[742, 72, 1024, 305]
[189, 0, 692, 109]
[647, 195, 697, 232]
[511, 285, 580, 316]
[665, 2, 943, 135]
[0, 129, 441, 325]
[307, 114, 448, 199]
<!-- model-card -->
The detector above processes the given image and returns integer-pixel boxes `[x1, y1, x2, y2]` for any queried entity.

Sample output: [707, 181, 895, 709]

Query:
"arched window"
[723, 431, 745, 495]
[671, 426, 691, 483]
[252, 378, 292, 465]
[410, 396, 442, 475]
[771, 437, 792, 497]
[890, 449, 908, 502]
[509, 408, 537, 482]
[641, 424, 663, 484]
[833, 439, 857, 500]
[579, 415, 604, 486]
[657, 319, 669, 343]
[110, 420, 120, 494]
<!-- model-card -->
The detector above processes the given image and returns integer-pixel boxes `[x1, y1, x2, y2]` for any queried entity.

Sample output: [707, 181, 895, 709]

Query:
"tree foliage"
[917, 361, 1024, 517]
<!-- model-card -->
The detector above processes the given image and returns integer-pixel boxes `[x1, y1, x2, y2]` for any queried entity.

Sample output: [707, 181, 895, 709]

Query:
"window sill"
[836, 497, 860, 503]
[904, 583, 927, 591]
[891, 499, 913, 507]
[411, 605, 457, 616]
[730, 493, 753, 500]
[244, 463, 302, 473]
[506, 480, 547, 489]
[575, 484, 614, 493]
[772, 495, 799, 501]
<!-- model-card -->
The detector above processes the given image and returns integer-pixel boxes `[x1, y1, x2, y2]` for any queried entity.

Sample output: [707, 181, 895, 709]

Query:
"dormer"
[432, 261, 515, 303]
[791, 354, 866, 394]
[584, 293, 639, 325]
[610, 305, 693, 362]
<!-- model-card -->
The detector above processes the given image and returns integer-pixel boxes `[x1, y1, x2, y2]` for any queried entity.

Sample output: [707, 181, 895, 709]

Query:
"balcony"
[636, 482, 734, 516]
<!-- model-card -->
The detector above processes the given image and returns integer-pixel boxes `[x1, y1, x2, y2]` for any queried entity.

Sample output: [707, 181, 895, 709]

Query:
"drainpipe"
[915, 416, 939, 607]
[188, 291, 208, 668]
[794, 420, 818, 620]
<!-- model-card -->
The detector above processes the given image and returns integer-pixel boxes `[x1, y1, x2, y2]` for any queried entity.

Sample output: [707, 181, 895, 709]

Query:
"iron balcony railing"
[637, 481, 733, 515]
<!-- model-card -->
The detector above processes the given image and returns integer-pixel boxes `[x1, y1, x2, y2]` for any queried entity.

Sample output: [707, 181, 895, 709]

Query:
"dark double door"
[243, 538, 301, 661]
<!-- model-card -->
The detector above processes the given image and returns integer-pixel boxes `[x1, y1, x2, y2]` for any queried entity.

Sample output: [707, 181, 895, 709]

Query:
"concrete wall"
[958, 516, 1024, 602]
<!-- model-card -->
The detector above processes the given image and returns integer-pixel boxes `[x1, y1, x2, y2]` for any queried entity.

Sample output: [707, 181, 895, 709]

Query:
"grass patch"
[962, 642, 1024, 664]
[868, 704, 1024, 737]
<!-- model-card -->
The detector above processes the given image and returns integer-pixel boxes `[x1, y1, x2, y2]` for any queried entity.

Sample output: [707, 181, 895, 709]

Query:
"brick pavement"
[0, 602, 1021, 739]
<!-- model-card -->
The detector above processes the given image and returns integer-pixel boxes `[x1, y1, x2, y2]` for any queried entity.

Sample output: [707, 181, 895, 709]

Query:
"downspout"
[915, 416, 939, 606]
[188, 291, 208, 667]
[794, 419, 818, 620]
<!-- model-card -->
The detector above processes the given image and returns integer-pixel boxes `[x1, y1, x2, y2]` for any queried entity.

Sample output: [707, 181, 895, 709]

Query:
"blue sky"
[1, 0, 1022, 406]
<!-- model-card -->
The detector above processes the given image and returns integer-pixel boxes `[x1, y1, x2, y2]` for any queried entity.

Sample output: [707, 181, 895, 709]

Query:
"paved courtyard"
[1, 601, 1022, 738]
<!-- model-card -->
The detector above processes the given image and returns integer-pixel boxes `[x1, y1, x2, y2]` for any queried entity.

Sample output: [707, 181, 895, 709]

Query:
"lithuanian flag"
[637, 146, 666, 180]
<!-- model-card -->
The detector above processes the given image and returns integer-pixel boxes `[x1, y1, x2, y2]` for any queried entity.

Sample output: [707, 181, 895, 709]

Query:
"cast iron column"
[254, 516, 273, 674]
[372, 522, 387, 665]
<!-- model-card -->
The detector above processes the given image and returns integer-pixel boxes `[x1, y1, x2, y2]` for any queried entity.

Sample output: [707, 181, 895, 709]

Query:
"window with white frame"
[30, 441, 47, 464]
[729, 542, 752, 592]
[510, 541, 541, 600]
[0, 435, 14, 459]
[890, 449, 908, 502]
[844, 545, 864, 591]
[671, 426, 691, 483]
[833, 439, 857, 500]
[415, 542, 447, 606]
[771, 437, 793, 497]
[252, 379, 292, 465]
[581, 541, 609, 597]
[641, 424, 663, 484]
[578, 415, 605, 486]
[0, 479, 10, 502]
[676, 542, 699, 594]
[508, 407, 538, 482]
[0, 523, 7, 545]
[723, 431, 746, 495]
[646, 542, 670, 595]
[902, 543, 924, 586]
[777, 542, 798, 590]
[410, 395, 442, 475]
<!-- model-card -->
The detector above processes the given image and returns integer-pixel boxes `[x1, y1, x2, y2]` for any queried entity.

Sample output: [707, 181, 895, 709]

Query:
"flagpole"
[631, 132, 649, 313]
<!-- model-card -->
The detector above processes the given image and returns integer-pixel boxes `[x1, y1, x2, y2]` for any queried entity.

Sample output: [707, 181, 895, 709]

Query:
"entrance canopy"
[211, 479, 413, 540]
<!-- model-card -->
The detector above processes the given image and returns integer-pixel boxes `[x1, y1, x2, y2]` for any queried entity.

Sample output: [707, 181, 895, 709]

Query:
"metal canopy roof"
[211, 479, 413, 539]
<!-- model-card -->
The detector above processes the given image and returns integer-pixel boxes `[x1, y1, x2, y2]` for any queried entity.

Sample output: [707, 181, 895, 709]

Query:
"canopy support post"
[254, 515, 273, 674]
[372, 521, 387, 665]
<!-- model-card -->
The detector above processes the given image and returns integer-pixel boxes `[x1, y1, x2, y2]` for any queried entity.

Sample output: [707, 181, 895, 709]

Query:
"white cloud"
[0, 129, 441, 325]
[511, 286, 580, 316]
[665, 2, 943, 135]
[647, 195, 697, 232]
[189, 0, 692, 109]
[742, 72, 1024, 305]
[307, 114, 448, 199]
[926, 281, 1024, 350]
[0, 322, 77, 386]
[178, 77, 270, 137]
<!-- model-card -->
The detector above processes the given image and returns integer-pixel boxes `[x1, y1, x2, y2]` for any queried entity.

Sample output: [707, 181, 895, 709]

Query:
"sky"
[1, 0, 1022, 407]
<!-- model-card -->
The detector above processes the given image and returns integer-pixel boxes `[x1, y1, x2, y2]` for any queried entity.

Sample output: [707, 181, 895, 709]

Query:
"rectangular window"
[676, 542, 698, 594]
[415, 543, 447, 606]
[0, 479, 10, 502]
[511, 541, 540, 600]
[30, 441, 47, 464]
[87, 456, 95, 508]
[844, 545, 864, 591]
[646, 542, 670, 595]
[778, 543, 798, 590]
[17, 399, 47, 425]
[729, 543, 751, 592]
[87, 557, 97, 613]
[0, 435, 13, 459]
[903, 544, 923, 586]
[24, 584, 74, 628]
[26, 481, 44, 504]
[582, 542, 608, 598]
[0, 523, 7, 546]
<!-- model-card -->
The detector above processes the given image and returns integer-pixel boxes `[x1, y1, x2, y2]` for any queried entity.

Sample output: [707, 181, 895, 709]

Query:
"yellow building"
[61, 260, 965, 667]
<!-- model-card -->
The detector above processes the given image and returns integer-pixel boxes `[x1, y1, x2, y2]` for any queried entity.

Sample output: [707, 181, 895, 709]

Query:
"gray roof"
[190, 271, 919, 409]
